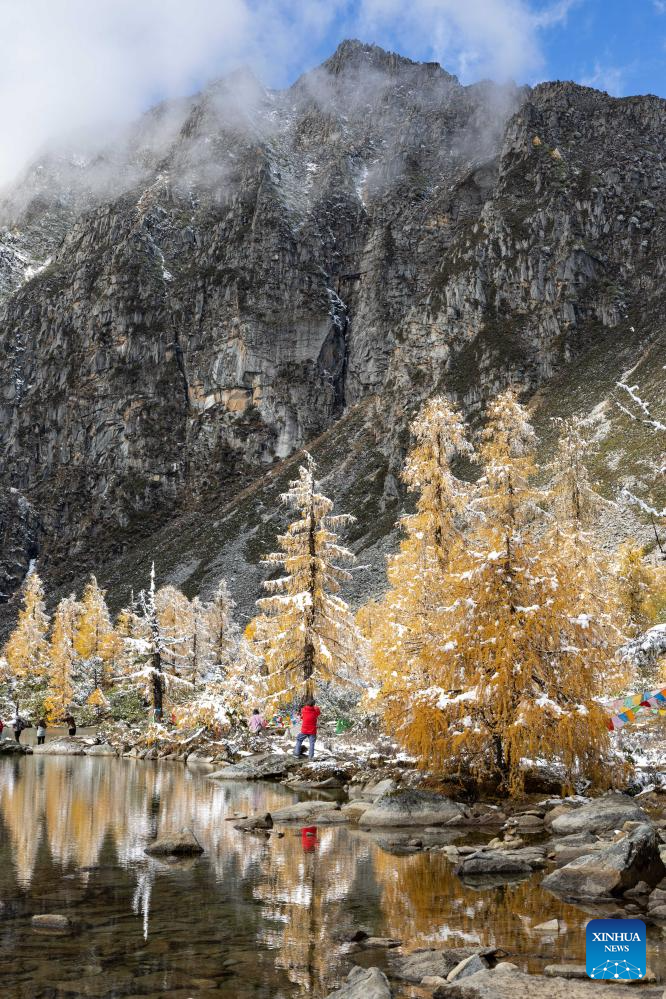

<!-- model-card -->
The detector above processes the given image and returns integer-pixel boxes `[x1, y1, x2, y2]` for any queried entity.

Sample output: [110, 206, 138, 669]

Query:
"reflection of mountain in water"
[1, 756, 662, 997]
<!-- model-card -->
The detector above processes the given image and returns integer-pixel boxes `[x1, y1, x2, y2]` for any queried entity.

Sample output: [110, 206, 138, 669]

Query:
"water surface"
[0, 755, 664, 997]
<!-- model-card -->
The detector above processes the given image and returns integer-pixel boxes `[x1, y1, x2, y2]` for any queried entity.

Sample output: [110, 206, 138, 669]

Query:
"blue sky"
[293, 0, 666, 98]
[0, 0, 664, 185]
[526, 0, 666, 97]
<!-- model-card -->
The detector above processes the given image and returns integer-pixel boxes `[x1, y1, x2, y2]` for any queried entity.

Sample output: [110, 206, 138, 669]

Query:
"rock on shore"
[0, 740, 31, 755]
[541, 823, 666, 899]
[548, 794, 647, 835]
[32, 739, 85, 756]
[431, 966, 664, 997]
[209, 753, 301, 781]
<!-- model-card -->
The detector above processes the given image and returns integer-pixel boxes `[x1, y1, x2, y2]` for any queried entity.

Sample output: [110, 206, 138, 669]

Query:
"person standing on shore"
[249, 708, 267, 734]
[293, 697, 321, 760]
[65, 714, 76, 737]
[12, 717, 25, 744]
[36, 719, 47, 745]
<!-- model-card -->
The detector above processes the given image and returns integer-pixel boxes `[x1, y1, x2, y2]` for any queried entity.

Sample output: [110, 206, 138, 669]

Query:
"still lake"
[1, 754, 664, 997]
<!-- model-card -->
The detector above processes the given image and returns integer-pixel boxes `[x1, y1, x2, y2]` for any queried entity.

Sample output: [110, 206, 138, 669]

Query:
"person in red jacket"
[294, 697, 321, 759]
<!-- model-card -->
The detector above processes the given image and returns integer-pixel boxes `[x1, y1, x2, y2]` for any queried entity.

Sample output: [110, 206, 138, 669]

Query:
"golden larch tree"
[616, 540, 661, 636]
[373, 391, 623, 793]
[205, 579, 238, 671]
[44, 596, 80, 723]
[371, 397, 472, 737]
[155, 585, 194, 677]
[3, 569, 50, 716]
[73, 576, 117, 699]
[252, 454, 364, 701]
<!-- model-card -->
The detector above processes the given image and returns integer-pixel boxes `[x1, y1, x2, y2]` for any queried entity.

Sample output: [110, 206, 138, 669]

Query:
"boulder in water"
[395, 948, 502, 983]
[145, 828, 204, 857]
[0, 741, 30, 755]
[325, 966, 391, 999]
[233, 813, 273, 832]
[32, 914, 71, 931]
[447, 954, 491, 982]
[270, 800, 341, 822]
[186, 752, 215, 769]
[361, 790, 470, 827]
[454, 850, 534, 878]
[340, 801, 370, 822]
[541, 823, 666, 899]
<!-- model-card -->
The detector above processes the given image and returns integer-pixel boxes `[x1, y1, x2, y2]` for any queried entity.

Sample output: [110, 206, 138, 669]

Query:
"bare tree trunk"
[492, 734, 509, 783]
[192, 613, 199, 691]
[152, 650, 163, 719]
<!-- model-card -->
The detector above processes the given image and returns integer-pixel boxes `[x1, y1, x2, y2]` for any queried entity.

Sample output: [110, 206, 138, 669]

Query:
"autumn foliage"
[372, 392, 627, 792]
[251, 454, 365, 703]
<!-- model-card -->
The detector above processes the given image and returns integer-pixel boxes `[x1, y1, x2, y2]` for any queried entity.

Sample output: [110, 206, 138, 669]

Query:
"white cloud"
[355, 0, 548, 83]
[0, 0, 577, 187]
[531, 0, 579, 28]
[0, 0, 346, 186]
[581, 61, 625, 96]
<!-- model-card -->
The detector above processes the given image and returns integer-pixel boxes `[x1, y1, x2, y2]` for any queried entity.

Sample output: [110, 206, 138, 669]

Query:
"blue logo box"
[586, 919, 646, 980]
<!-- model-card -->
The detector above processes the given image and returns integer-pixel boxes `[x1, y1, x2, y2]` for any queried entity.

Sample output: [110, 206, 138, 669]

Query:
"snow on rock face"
[620, 624, 666, 674]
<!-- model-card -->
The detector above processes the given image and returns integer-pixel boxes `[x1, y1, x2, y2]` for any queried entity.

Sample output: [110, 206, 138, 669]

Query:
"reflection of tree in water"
[248, 826, 387, 994]
[132, 865, 154, 940]
[374, 849, 589, 967]
[0, 758, 606, 995]
[0, 759, 302, 994]
[0, 758, 43, 884]
[148, 789, 161, 840]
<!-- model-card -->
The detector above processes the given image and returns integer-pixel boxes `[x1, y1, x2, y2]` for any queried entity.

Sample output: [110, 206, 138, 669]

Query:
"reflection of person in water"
[301, 826, 318, 852]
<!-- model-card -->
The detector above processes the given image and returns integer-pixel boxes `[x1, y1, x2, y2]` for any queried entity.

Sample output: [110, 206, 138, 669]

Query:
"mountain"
[0, 39, 664, 626]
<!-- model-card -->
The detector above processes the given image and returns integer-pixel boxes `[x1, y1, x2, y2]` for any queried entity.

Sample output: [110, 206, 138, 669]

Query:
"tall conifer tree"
[252, 455, 364, 700]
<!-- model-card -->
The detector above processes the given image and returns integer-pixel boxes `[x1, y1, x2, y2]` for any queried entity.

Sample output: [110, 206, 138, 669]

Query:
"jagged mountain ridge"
[0, 39, 664, 623]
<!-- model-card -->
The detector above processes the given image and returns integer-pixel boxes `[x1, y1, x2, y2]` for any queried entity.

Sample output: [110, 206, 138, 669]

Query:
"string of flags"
[607, 687, 666, 731]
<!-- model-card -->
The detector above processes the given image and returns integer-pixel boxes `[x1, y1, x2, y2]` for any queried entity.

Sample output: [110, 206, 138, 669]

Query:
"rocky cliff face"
[0, 40, 664, 619]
